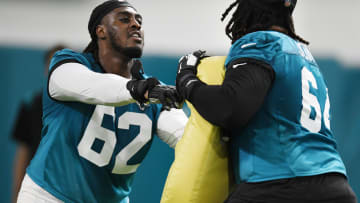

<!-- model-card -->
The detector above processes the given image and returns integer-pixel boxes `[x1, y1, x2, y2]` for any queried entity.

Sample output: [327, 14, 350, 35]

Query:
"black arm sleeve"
[188, 58, 275, 130]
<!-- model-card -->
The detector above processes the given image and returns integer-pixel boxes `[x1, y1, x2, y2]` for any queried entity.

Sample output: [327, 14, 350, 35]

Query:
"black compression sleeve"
[188, 58, 274, 130]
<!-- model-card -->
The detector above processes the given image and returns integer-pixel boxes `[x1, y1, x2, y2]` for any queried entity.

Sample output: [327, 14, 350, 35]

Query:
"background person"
[11, 44, 66, 203]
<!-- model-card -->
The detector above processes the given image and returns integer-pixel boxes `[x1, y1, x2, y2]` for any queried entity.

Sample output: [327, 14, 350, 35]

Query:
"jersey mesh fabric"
[225, 31, 346, 183]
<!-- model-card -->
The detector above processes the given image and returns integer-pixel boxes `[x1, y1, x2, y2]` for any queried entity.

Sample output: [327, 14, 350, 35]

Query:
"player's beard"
[108, 29, 143, 59]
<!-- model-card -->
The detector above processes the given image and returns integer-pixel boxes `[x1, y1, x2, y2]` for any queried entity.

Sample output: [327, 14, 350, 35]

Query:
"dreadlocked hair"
[83, 40, 100, 63]
[221, 0, 309, 45]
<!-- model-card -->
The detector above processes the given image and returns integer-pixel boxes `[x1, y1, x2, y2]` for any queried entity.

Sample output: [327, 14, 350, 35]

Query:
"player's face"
[103, 7, 144, 58]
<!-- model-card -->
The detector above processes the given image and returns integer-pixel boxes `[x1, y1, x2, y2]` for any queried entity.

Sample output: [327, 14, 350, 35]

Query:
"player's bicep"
[190, 58, 274, 130]
[48, 62, 134, 106]
[223, 57, 274, 129]
[48, 61, 89, 101]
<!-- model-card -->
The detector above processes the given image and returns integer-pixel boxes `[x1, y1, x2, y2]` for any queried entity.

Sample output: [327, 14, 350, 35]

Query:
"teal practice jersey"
[225, 31, 346, 183]
[27, 49, 162, 203]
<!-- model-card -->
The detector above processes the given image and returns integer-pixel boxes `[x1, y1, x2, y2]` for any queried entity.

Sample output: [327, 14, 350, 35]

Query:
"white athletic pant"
[17, 174, 64, 203]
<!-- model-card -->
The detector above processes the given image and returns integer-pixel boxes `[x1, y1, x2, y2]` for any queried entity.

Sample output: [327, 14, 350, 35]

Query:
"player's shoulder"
[226, 31, 298, 66]
[52, 48, 80, 59]
[52, 49, 91, 63]
[50, 49, 96, 71]
[235, 31, 297, 51]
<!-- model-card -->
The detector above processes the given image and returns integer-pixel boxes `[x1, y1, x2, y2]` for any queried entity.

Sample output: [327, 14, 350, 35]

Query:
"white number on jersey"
[78, 105, 152, 174]
[300, 67, 331, 133]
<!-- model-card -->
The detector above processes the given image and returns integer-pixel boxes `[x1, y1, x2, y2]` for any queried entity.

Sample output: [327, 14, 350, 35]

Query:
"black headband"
[88, 0, 135, 41]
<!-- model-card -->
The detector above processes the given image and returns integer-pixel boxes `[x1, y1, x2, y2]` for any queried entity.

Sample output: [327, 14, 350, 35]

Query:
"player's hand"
[126, 77, 160, 104]
[176, 50, 208, 99]
[127, 59, 160, 104]
[148, 85, 184, 111]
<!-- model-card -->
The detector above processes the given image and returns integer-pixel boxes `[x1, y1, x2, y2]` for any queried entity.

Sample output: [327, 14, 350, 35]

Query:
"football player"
[176, 0, 357, 202]
[17, 1, 187, 203]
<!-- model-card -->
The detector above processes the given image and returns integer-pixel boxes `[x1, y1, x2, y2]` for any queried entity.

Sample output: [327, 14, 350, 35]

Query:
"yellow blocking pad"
[161, 56, 229, 203]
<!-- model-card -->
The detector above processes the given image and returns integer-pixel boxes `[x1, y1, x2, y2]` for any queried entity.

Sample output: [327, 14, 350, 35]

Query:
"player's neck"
[269, 25, 289, 35]
[98, 49, 132, 78]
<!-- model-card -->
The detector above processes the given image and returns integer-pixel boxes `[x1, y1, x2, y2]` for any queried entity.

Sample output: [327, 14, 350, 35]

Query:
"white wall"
[1, 0, 359, 65]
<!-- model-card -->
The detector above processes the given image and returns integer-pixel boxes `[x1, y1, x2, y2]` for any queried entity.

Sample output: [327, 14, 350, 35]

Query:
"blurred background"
[1, 0, 359, 202]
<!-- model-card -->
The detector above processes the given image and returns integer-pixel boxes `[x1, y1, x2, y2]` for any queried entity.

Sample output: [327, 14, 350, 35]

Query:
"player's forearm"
[48, 62, 135, 106]
[157, 108, 188, 148]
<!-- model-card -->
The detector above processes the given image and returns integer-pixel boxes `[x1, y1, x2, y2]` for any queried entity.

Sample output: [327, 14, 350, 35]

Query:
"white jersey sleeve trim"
[156, 108, 188, 148]
[48, 62, 135, 106]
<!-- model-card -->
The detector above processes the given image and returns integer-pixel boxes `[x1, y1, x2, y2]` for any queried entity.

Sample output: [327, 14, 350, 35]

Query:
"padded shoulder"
[226, 31, 299, 67]
[49, 49, 98, 72]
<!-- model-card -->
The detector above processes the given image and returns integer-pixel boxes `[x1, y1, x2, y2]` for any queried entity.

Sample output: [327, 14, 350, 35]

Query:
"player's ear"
[96, 25, 106, 40]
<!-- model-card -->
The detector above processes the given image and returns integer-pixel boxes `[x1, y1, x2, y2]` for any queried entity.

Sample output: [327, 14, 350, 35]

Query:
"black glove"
[127, 77, 160, 104]
[126, 59, 159, 104]
[148, 85, 184, 111]
[176, 50, 208, 100]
